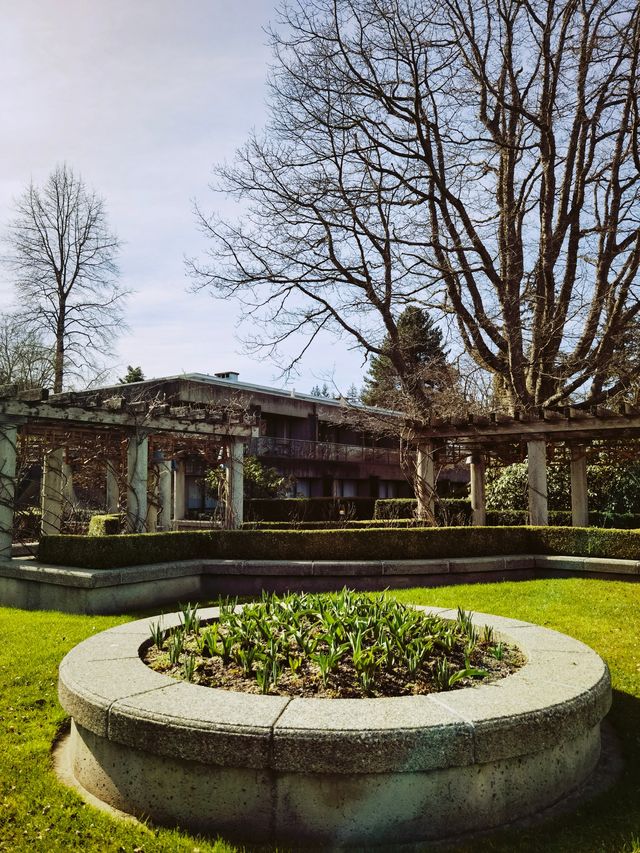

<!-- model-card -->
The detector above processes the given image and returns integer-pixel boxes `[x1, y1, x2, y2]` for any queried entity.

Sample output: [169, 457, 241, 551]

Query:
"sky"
[0, 0, 367, 395]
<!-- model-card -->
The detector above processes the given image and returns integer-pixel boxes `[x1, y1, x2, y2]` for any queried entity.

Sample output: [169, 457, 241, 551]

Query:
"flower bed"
[58, 604, 611, 846]
[143, 593, 522, 697]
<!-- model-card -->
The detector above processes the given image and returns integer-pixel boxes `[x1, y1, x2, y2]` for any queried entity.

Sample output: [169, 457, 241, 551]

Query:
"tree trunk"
[54, 309, 65, 394]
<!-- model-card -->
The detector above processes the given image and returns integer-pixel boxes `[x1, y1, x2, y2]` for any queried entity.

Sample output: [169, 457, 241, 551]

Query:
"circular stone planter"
[58, 606, 611, 848]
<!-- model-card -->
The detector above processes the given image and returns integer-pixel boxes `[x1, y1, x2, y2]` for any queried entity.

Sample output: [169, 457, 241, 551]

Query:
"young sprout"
[182, 655, 196, 682]
[179, 602, 200, 635]
[149, 619, 164, 650]
[491, 642, 505, 661]
[146, 590, 516, 698]
[481, 625, 494, 645]
[168, 630, 184, 665]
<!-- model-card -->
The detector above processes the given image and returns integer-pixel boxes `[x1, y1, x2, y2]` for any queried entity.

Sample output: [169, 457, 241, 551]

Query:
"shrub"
[38, 524, 640, 570]
[14, 507, 42, 539]
[486, 460, 640, 514]
[486, 463, 572, 511]
[206, 455, 293, 500]
[588, 464, 640, 515]
[590, 512, 640, 528]
[246, 508, 628, 528]
[374, 498, 472, 523]
[87, 514, 123, 536]
[242, 519, 427, 530]
[40, 530, 218, 569]
[483, 510, 528, 526]
[245, 497, 377, 522]
[374, 499, 417, 519]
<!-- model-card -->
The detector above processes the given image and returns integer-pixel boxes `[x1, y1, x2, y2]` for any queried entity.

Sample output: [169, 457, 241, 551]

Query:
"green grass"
[0, 579, 639, 852]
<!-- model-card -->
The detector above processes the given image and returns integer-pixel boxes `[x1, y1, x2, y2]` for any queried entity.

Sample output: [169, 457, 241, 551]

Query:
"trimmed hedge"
[244, 511, 640, 528]
[242, 520, 426, 530]
[246, 497, 377, 522]
[243, 511, 560, 528]
[374, 500, 640, 529]
[374, 498, 472, 522]
[87, 514, 123, 536]
[374, 499, 419, 519]
[38, 525, 640, 570]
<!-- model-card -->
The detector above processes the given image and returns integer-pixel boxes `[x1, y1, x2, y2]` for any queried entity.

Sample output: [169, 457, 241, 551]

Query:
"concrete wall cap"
[5, 553, 640, 589]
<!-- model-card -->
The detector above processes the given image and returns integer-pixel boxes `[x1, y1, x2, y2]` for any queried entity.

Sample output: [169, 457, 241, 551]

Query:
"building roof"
[87, 371, 399, 418]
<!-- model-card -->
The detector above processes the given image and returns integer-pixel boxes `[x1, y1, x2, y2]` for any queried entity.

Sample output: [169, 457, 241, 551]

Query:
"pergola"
[0, 386, 256, 559]
[2, 381, 639, 560]
[413, 406, 640, 526]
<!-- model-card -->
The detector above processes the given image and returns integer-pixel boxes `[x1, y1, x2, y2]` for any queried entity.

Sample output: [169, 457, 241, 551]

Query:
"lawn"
[1, 578, 639, 852]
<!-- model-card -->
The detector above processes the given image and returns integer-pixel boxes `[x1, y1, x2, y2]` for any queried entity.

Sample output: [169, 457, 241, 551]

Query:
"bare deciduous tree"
[0, 313, 54, 389]
[6, 164, 127, 392]
[190, 0, 640, 413]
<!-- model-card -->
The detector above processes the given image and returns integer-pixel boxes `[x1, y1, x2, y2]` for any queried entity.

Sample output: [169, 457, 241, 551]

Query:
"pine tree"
[310, 383, 332, 398]
[118, 365, 145, 384]
[361, 308, 447, 408]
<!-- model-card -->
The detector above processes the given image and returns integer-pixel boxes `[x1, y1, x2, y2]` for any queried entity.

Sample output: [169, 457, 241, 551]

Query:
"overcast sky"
[0, 0, 366, 394]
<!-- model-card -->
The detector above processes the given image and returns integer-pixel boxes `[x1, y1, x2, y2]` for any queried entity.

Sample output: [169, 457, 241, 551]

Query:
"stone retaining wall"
[1, 553, 639, 614]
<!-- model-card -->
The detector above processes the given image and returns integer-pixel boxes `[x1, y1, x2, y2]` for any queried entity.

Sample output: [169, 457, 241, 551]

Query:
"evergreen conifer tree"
[118, 365, 145, 384]
[361, 307, 447, 408]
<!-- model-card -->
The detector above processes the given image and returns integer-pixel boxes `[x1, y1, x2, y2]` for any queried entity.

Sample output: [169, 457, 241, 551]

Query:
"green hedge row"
[243, 513, 559, 529]
[374, 498, 420, 519]
[490, 511, 640, 528]
[373, 500, 640, 529]
[246, 497, 377, 521]
[242, 520, 427, 530]
[87, 514, 123, 536]
[374, 498, 471, 520]
[38, 525, 640, 570]
[246, 497, 475, 523]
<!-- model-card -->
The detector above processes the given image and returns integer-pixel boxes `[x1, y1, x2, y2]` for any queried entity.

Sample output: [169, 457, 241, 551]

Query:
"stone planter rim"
[58, 605, 611, 775]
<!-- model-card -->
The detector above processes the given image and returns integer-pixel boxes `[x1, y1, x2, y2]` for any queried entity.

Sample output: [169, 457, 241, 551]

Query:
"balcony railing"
[250, 436, 400, 466]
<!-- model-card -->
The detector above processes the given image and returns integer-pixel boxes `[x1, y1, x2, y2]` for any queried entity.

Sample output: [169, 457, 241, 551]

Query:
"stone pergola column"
[469, 450, 486, 526]
[570, 444, 589, 528]
[157, 460, 172, 530]
[146, 467, 159, 533]
[173, 459, 186, 527]
[41, 447, 65, 535]
[416, 441, 436, 522]
[105, 460, 120, 513]
[225, 438, 245, 529]
[62, 460, 76, 506]
[0, 421, 18, 559]
[527, 438, 548, 526]
[126, 432, 148, 533]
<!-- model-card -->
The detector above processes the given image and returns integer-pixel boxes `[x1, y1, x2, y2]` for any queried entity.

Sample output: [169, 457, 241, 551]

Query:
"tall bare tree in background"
[190, 0, 640, 414]
[6, 164, 126, 393]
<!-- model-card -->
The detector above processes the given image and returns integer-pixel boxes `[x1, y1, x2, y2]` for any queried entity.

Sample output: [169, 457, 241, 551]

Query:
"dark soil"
[143, 635, 524, 699]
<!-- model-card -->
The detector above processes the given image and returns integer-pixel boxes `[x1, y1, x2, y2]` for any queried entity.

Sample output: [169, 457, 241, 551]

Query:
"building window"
[184, 456, 216, 512]
[379, 480, 398, 498]
[295, 478, 311, 497]
[334, 479, 358, 497]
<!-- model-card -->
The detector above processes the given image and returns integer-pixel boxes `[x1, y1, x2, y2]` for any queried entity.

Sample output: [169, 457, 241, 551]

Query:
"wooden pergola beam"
[0, 388, 256, 546]
[0, 399, 256, 439]
[411, 412, 640, 443]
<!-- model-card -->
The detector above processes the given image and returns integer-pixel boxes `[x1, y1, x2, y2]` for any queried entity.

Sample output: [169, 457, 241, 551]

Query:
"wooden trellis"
[0, 384, 257, 558]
